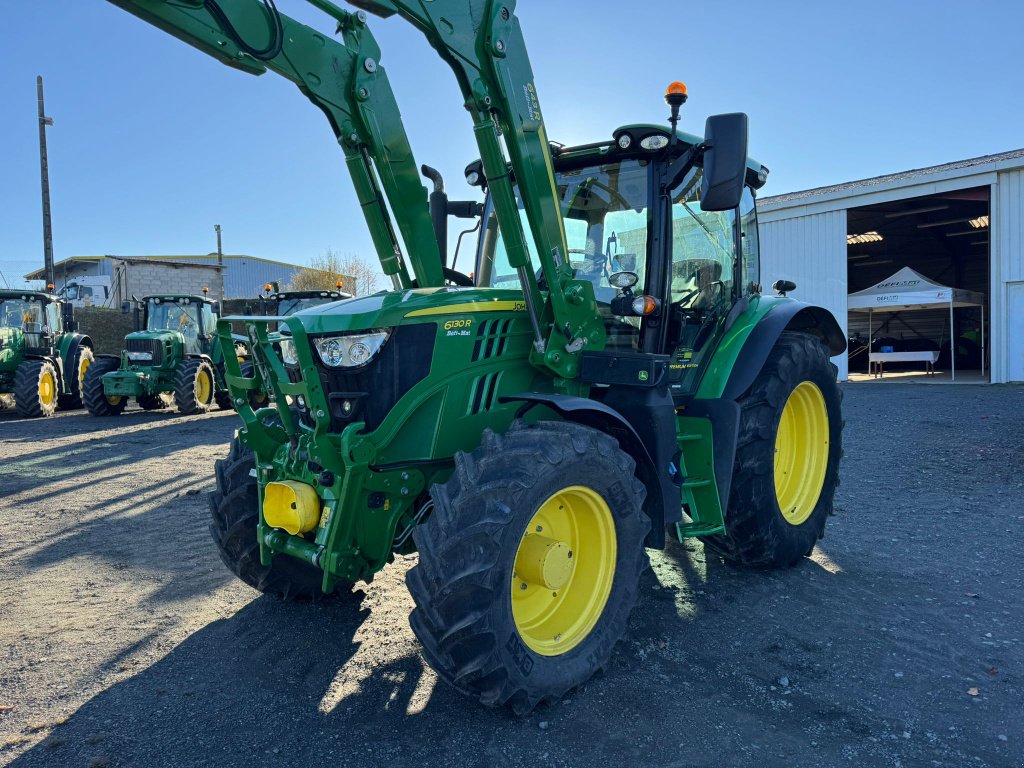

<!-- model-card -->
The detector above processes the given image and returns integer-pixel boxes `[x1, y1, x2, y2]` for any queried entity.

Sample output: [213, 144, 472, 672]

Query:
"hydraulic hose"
[203, 0, 284, 61]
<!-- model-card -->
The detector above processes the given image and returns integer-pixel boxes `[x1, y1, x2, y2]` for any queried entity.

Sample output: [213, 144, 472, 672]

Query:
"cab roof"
[142, 294, 215, 304]
[0, 289, 57, 302]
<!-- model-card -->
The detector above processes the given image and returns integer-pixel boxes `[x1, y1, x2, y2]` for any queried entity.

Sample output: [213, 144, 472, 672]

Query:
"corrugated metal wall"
[163, 257, 304, 298]
[994, 169, 1024, 381]
[758, 210, 849, 378]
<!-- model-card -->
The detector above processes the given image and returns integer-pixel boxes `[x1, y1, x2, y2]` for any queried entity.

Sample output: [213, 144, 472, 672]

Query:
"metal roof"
[759, 148, 1024, 210]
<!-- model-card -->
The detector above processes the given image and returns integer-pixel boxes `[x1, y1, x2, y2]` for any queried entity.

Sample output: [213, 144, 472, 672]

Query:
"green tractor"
[106, 0, 845, 713]
[84, 293, 235, 416]
[0, 288, 94, 418]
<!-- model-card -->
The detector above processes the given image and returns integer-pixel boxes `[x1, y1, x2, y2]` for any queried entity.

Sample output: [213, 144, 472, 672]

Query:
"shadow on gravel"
[5, 594, 482, 768]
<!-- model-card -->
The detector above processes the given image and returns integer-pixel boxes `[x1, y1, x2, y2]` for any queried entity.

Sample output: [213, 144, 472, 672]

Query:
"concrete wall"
[111, 260, 223, 305]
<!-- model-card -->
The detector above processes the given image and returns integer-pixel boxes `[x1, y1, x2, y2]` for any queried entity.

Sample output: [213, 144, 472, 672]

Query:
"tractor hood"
[127, 329, 184, 344]
[269, 287, 528, 335]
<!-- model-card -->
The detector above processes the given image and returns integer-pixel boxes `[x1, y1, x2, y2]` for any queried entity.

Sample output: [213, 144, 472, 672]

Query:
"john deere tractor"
[105, 0, 845, 713]
[0, 288, 93, 418]
[84, 293, 234, 416]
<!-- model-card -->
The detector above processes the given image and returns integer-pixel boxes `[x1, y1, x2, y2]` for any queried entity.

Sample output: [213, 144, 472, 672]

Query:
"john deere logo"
[638, 370, 649, 382]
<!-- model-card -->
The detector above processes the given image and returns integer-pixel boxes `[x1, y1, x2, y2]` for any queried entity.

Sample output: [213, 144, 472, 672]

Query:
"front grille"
[310, 324, 436, 432]
[126, 337, 163, 366]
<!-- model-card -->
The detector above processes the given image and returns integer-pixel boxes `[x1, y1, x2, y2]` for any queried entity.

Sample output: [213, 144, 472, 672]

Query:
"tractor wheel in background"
[240, 361, 270, 410]
[83, 357, 127, 417]
[407, 420, 650, 715]
[137, 392, 173, 410]
[214, 389, 234, 411]
[208, 433, 337, 601]
[174, 358, 216, 415]
[58, 346, 94, 410]
[700, 331, 843, 567]
[14, 359, 59, 418]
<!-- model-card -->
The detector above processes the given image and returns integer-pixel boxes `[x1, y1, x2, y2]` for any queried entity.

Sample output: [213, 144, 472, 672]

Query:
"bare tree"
[288, 249, 383, 296]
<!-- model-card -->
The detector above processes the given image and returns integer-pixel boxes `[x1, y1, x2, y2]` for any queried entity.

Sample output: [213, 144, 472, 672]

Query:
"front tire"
[407, 421, 650, 714]
[174, 358, 216, 415]
[208, 434, 335, 601]
[83, 357, 128, 417]
[14, 359, 59, 418]
[58, 346, 94, 410]
[700, 331, 843, 567]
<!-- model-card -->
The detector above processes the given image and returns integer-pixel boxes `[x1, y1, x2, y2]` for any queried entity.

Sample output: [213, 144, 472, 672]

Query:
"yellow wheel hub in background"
[80, 356, 91, 383]
[774, 381, 829, 525]
[39, 372, 55, 406]
[196, 369, 212, 403]
[511, 485, 616, 656]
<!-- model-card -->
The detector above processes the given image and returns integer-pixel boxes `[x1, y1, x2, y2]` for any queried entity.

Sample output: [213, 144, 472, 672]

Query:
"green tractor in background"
[105, 0, 846, 713]
[84, 293, 235, 416]
[0, 288, 94, 418]
[240, 283, 352, 409]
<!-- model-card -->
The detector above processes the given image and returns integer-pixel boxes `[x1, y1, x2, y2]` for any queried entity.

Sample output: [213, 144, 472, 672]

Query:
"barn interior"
[845, 188, 990, 379]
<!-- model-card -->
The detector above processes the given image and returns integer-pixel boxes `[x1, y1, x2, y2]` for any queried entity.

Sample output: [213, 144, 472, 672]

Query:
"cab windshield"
[277, 297, 329, 316]
[475, 154, 751, 353]
[0, 299, 44, 332]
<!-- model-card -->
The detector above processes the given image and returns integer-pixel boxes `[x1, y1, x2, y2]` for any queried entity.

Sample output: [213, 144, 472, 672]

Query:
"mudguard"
[500, 392, 671, 548]
[721, 302, 844, 401]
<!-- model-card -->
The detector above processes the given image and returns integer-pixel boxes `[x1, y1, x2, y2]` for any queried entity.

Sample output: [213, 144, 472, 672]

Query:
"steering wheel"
[410, 266, 475, 288]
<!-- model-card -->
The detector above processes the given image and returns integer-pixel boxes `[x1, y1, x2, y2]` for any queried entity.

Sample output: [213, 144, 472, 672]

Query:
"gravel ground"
[0, 384, 1022, 768]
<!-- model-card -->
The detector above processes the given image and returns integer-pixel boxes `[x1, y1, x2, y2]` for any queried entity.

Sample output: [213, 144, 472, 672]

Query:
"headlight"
[640, 134, 669, 151]
[278, 338, 298, 365]
[126, 351, 153, 362]
[314, 330, 390, 368]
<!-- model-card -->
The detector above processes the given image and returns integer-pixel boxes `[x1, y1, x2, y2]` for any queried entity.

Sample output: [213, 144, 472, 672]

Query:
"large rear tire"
[58, 346, 93, 410]
[83, 357, 127, 417]
[700, 331, 843, 567]
[208, 434, 336, 601]
[14, 359, 59, 418]
[407, 421, 650, 714]
[174, 358, 216, 415]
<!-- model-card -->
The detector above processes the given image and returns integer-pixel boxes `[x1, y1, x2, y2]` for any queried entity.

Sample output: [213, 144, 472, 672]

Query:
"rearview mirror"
[121, 301, 131, 315]
[700, 113, 749, 212]
[61, 302, 77, 332]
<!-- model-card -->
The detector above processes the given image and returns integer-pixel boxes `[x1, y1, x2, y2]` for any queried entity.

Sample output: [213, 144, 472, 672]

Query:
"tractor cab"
[258, 285, 351, 321]
[0, 290, 73, 353]
[129, 294, 219, 359]
[473, 121, 767, 397]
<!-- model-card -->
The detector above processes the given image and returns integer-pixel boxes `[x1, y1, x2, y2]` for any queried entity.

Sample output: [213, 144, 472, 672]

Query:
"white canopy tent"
[848, 266, 985, 381]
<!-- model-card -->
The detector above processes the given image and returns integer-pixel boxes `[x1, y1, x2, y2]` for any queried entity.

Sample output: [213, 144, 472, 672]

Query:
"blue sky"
[2, 1, 1023, 287]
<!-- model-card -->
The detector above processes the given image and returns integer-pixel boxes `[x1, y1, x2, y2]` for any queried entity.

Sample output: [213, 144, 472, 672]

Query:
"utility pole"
[214, 224, 225, 302]
[37, 76, 55, 290]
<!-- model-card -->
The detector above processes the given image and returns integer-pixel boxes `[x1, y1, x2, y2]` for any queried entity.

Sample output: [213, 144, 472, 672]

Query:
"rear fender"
[699, 298, 845, 401]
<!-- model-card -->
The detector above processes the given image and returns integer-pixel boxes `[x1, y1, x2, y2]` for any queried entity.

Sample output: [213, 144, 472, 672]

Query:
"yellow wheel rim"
[107, 395, 122, 406]
[79, 355, 91, 384]
[511, 485, 616, 656]
[196, 369, 212, 403]
[774, 381, 830, 525]
[39, 372, 55, 406]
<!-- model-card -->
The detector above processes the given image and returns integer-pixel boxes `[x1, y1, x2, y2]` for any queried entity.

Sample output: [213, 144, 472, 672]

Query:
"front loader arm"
[353, 0, 606, 380]
[106, 0, 444, 288]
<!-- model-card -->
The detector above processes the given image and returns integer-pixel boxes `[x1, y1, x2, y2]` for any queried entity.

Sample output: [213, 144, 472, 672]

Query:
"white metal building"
[757, 149, 1024, 382]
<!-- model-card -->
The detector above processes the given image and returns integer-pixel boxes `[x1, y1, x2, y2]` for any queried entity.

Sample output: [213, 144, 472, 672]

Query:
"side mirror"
[61, 302, 77, 332]
[121, 301, 132, 315]
[772, 279, 797, 296]
[700, 113, 749, 212]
